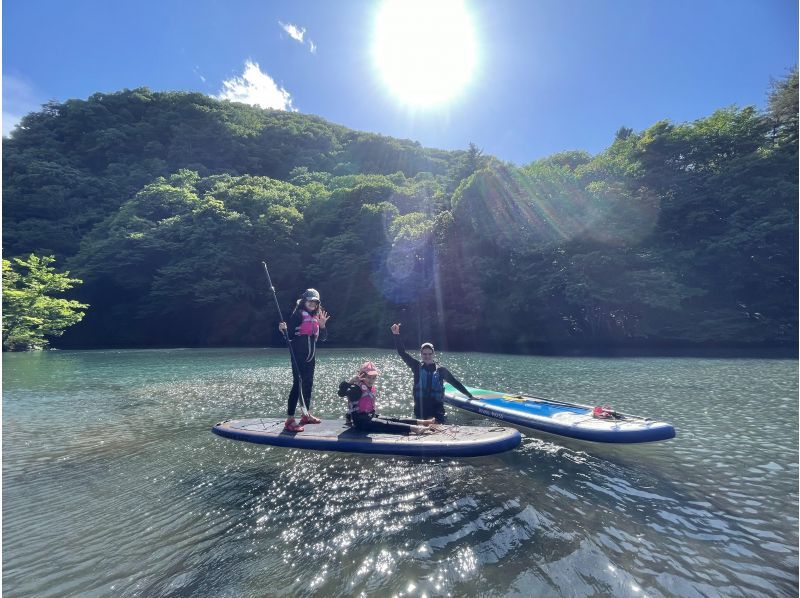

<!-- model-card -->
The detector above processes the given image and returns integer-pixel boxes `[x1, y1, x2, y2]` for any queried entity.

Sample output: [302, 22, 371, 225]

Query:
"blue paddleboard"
[212, 418, 521, 457]
[444, 385, 675, 443]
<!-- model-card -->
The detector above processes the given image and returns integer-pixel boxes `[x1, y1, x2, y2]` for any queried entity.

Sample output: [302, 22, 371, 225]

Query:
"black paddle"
[262, 261, 309, 417]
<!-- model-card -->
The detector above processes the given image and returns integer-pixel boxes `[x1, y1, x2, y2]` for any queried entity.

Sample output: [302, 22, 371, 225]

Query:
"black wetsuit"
[393, 334, 473, 423]
[285, 308, 327, 417]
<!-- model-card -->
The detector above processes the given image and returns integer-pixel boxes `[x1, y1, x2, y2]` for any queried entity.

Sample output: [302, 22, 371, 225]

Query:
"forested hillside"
[3, 72, 797, 353]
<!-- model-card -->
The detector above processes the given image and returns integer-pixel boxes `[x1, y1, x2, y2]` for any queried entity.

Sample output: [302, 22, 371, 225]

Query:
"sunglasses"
[421, 352, 434, 356]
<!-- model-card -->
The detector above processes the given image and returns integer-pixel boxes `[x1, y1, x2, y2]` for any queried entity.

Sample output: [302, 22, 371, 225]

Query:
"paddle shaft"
[517, 393, 652, 421]
[262, 261, 309, 416]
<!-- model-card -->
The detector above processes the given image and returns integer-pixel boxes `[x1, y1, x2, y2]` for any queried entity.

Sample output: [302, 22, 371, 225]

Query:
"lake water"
[3, 348, 798, 597]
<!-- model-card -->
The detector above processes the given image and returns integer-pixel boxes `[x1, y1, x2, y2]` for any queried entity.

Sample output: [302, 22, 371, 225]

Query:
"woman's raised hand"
[390, 323, 401, 335]
[318, 309, 330, 328]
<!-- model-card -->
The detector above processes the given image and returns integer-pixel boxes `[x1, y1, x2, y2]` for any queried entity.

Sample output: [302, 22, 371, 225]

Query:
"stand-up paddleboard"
[444, 385, 675, 443]
[212, 418, 521, 457]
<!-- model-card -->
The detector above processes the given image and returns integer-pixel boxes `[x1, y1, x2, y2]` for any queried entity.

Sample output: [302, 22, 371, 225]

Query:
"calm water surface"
[3, 348, 798, 597]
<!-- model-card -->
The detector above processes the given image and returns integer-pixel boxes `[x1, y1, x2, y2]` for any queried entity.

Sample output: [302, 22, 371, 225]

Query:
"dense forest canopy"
[3, 70, 797, 353]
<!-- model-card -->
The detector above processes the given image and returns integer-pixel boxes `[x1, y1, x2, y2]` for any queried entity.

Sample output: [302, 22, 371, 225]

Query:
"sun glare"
[373, 0, 477, 107]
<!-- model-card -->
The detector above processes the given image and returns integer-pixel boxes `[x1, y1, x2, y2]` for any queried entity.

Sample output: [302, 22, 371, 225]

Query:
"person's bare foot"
[420, 418, 437, 427]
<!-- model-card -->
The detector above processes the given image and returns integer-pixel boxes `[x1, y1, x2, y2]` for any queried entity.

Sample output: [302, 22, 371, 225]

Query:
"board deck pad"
[444, 385, 676, 443]
[212, 418, 521, 457]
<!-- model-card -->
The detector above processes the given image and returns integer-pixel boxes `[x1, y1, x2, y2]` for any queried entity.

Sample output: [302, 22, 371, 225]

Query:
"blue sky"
[3, 0, 797, 164]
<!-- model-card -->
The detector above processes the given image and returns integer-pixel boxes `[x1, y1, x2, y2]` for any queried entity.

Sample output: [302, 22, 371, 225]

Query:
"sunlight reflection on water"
[3, 348, 798, 597]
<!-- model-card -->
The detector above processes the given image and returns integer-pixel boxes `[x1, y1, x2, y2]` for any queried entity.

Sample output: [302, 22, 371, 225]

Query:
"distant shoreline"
[34, 342, 799, 359]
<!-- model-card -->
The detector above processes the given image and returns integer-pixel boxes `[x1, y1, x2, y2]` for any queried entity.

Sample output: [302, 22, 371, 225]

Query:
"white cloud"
[3, 110, 23, 138]
[279, 21, 305, 43]
[193, 66, 207, 84]
[278, 21, 316, 53]
[216, 60, 295, 111]
[3, 75, 44, 137]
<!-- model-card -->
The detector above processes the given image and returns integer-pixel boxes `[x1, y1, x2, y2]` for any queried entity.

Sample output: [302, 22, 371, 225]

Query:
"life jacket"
[295, 310, 319, 337]
[415, 365, 443, 403]
[357, 383, 377, 414]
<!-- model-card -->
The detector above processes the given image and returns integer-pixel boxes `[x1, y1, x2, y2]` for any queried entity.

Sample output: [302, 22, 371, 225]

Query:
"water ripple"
[3, 349, 797, 597]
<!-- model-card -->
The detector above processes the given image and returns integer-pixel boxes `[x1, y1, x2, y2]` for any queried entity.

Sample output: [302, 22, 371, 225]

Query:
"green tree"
[446, 142, 488, 192]
[2, 254, 89, 351]
[70, 171, 310, 346]
[767, 66, 798, 147]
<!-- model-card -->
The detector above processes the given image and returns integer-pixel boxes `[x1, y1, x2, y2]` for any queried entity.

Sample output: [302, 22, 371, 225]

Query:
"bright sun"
[373, 0, 477, 107]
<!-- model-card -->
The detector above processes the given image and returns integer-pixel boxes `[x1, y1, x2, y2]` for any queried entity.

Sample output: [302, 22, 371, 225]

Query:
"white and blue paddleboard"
[444, 385, 676, 443]
[212, 418, 521, 457]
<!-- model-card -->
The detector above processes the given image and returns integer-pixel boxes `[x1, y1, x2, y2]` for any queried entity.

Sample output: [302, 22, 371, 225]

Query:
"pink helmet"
[359, 361, 379, 376]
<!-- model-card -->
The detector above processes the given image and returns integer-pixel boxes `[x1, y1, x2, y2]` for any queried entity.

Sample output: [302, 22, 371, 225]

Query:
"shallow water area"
[3, 348, 798, 596]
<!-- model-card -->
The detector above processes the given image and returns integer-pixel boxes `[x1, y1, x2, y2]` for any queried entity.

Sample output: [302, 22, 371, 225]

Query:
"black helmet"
[300, 288, 320, 302]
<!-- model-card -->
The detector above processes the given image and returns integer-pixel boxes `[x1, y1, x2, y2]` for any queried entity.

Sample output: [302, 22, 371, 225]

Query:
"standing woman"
[278, 289, 330, 432]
